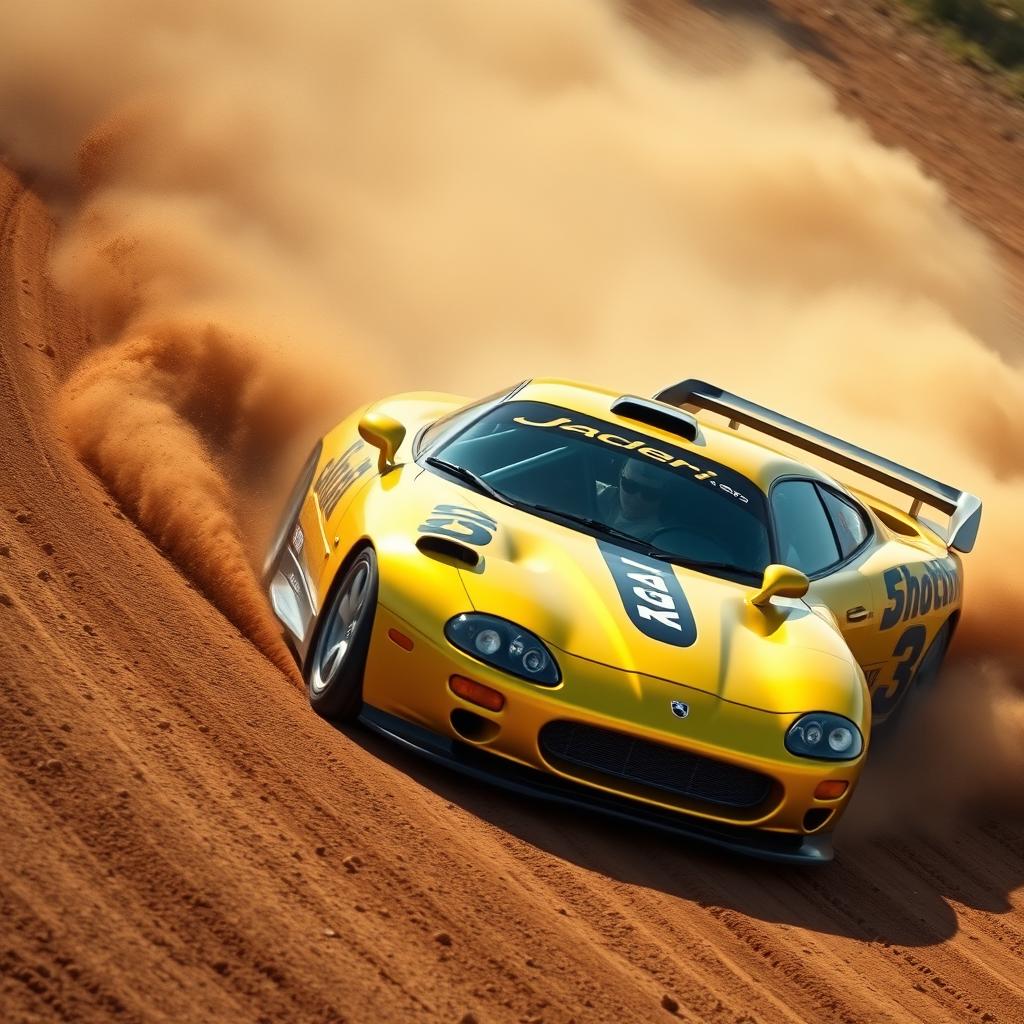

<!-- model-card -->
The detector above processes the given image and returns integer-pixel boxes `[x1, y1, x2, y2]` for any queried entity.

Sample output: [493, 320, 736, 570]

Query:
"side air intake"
[416, 534, 481, 569]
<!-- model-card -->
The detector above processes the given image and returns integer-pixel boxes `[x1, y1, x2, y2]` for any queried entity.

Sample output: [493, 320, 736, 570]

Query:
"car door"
[770, 479, 879, 677]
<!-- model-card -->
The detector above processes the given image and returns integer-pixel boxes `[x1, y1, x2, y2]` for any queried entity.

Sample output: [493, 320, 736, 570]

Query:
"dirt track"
[3, 3, 1024, 1023]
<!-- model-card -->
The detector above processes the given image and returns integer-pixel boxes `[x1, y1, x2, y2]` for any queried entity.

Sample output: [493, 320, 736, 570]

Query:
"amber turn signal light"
[449, 675, 505, 712]
[814, 780, 848, 800]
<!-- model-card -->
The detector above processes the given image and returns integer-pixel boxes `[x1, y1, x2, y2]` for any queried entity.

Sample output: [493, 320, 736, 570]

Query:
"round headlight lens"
[828, 726, 854, 753]
[444, 614, 561, 686]
[474, 629, 502, 656]
[786, 712, 863, 761]
[522, 648, 548, 674]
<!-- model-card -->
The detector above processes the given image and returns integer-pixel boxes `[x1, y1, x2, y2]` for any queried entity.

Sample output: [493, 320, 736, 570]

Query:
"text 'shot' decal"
[598, 541, 697, 647]
[879, 558, 961, 630]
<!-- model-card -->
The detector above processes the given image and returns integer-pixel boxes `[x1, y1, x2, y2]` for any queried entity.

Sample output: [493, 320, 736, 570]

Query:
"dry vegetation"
[904, 0, 1024, 93]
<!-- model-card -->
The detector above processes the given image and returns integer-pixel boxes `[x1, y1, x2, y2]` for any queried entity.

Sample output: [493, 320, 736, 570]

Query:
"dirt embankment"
[3, 3, 1024, 1024]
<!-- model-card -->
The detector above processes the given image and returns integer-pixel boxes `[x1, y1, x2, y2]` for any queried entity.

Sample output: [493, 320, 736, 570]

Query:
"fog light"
[449, 675, 505, 712]
[814, 780, 848, 800]
[803, 808, 833, 832]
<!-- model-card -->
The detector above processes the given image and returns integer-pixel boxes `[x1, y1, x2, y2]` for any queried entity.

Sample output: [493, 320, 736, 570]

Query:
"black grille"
[539, 720, 773, 809]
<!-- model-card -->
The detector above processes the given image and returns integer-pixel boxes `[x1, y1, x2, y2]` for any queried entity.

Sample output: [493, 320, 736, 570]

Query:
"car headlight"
[786, 712, 863, 761]
[444, 613, 561, 686]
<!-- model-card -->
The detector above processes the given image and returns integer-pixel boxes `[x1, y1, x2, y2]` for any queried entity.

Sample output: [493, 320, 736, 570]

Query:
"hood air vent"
[611, 395, 700, 443]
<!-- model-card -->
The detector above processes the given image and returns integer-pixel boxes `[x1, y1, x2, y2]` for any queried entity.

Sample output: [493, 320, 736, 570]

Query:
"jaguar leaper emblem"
[670, 700, 690, 719]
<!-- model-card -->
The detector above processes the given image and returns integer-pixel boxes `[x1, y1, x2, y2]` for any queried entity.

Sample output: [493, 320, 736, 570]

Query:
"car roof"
[512, 378, 838, 494]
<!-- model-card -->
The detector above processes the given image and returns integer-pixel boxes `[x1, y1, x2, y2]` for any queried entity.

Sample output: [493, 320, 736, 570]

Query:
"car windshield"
[429, 399, 772, 579]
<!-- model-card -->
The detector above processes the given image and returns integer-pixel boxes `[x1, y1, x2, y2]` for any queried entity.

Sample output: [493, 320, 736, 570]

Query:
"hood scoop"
[416, 534, 481, 569]
[611, 395, 701, 443]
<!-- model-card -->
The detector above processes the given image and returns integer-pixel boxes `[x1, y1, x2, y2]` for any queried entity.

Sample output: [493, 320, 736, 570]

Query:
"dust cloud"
[0, 0, 1021, 819]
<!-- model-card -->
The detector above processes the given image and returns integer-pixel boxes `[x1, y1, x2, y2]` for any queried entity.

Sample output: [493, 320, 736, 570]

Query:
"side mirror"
[358, 410, 406, 475]
[750, 564, 809, 608]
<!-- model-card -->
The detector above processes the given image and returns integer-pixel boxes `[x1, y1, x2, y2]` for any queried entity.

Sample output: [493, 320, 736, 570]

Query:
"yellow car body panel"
[265, 378, 973, 863]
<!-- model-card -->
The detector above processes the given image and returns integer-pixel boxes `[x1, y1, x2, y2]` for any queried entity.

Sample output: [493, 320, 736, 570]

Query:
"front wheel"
[306, 547, 378, 722]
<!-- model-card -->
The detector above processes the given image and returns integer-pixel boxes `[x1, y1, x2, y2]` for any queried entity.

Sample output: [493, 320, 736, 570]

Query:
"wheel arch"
[301, 536, 376, 679]
[943, 607, 962, 644]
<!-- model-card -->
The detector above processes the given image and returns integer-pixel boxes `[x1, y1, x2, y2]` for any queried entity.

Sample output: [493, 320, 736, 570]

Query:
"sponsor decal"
[670, 699, 690, 719]
[872, 625, 929, 718]
[879, 558, 961, 631]
[598, 541, 697, 647]
[314, 440, 372, 520]
[513, 409, 751, 504]
[418, 504, 498, 547]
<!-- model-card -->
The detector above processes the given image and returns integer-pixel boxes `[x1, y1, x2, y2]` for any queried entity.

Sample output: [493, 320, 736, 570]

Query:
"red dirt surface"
[2, 4, 1024, 1023]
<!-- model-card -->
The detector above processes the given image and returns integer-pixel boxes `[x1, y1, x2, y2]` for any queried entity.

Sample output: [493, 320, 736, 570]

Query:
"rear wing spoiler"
[654, 379, 982, 554]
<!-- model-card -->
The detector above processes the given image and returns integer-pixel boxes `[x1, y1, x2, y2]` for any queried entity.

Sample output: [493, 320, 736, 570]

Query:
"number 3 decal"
[872, 624, 927, 717]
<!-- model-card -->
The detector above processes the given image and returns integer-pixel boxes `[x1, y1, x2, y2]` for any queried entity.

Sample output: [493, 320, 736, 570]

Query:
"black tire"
[913, 620, 953, 692]
[306, 546, 378, 723]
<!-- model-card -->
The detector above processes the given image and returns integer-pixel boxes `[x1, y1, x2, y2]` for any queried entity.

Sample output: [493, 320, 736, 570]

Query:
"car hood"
[410, 475, 862, 716]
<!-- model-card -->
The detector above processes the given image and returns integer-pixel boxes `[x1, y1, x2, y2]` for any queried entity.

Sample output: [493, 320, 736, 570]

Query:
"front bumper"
[362, 605, 864, 864]
[360, 705, 832, 864]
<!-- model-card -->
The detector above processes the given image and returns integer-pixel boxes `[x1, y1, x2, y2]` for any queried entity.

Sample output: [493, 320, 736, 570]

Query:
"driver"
[598, 458, 667, 541]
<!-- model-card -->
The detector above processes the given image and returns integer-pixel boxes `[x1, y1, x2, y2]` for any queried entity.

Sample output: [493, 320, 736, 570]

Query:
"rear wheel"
[306, 547, 378, 722]
[913, 620, 953, 692]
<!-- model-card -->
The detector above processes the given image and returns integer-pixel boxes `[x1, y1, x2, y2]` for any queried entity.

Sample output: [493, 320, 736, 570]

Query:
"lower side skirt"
[359, 705, 832, 865]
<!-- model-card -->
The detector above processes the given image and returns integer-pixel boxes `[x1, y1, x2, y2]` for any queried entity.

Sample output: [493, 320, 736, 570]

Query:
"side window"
[819, 487, 870, 558]
[771, 480, 840, 575]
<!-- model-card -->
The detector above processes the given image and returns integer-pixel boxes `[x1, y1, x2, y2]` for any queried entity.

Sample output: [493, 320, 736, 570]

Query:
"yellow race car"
[264, 379, 981, 863]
